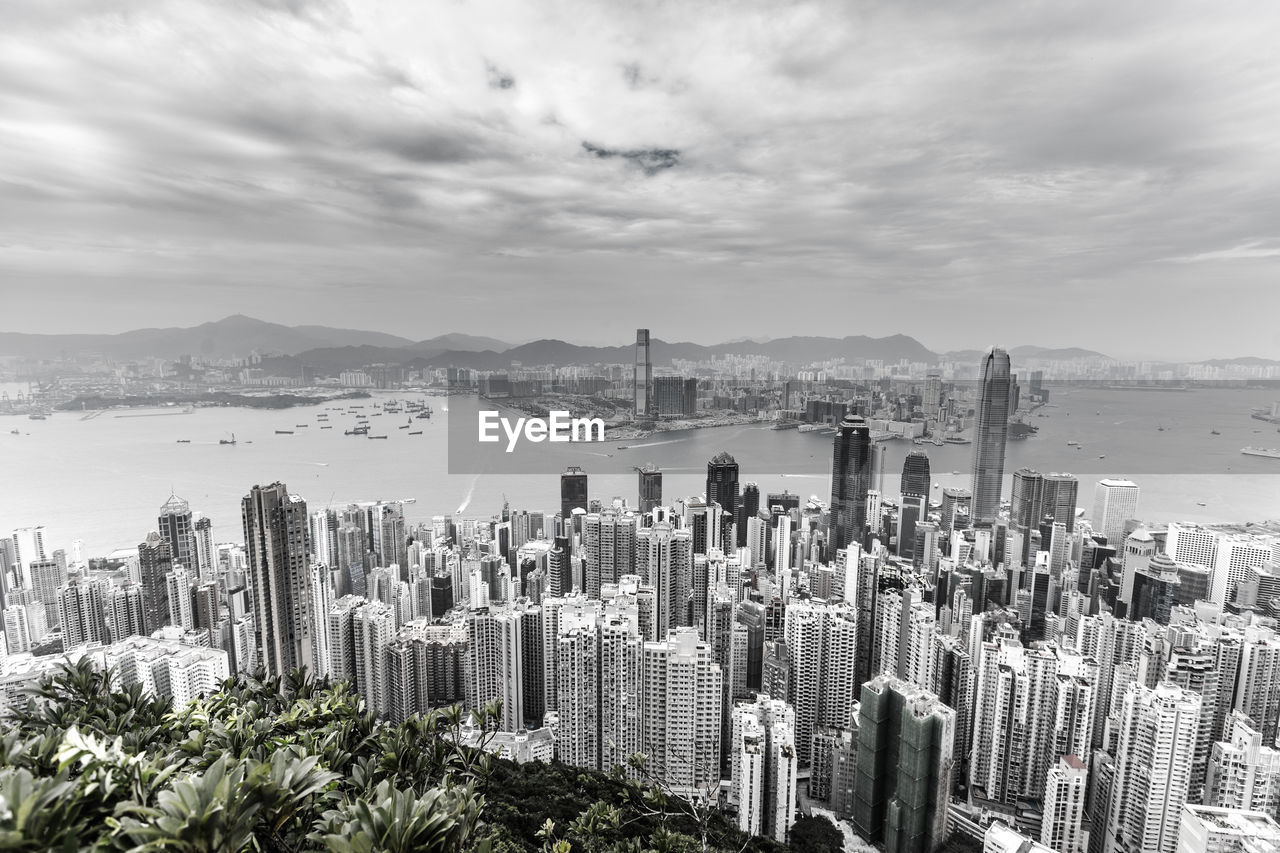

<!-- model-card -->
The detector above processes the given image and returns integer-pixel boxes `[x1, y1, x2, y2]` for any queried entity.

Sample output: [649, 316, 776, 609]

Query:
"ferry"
[1066, 440, 1080, 446]
[1241, 447, 1280, 459]
[275, 430, 294, 435]
[408, 430, 423, 435]
[367, 434, 388, 440]
[320, 425, 333, 430]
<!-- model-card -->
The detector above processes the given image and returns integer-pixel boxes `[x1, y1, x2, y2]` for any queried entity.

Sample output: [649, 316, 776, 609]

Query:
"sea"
[2, 381, 1279, 558]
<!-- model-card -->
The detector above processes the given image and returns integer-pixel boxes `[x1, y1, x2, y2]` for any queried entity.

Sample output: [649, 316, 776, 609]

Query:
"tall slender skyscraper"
[1092, 479, 1140, 547]
[829, 415, 873, 552]
[970, 347, 1012, 521]
[634, 328, 652, 421]
[898, 451, 930, 562]
[242, 482, 314, 676]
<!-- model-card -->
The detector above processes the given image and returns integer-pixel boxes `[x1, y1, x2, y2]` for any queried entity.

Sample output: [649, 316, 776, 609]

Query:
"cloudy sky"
[3, 0, 1279, 360]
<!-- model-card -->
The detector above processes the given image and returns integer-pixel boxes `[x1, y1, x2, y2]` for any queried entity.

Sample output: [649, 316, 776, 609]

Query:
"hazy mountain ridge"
[6, 315, 1271, 367]
[0, 315, 416, 360]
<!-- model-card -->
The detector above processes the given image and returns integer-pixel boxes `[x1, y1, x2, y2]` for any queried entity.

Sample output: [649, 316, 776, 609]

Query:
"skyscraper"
[242, 482, 314, 676]
[157, 493, 194, 570]
[706, 452, 740, 546]
[641, 627, 723, 796]
[1042, 755, 1088, 853]
[852, 675, 956, 853]
[638, 464, 663, 514]
[970, 347, 1012, 521]
[634, 328, 652, 420]
[899, 451, 930, 563]
[1092, 479, 1140, 547]
[1107, 681, 1201, 853]
[561, 466, 588, 521]
[137, 531, 172, 635]
[829, 415, 873, 552]
[730, 694, 798, 844]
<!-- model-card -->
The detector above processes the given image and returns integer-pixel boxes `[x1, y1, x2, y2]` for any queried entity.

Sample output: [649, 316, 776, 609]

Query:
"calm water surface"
[2, 386, 1278, 556]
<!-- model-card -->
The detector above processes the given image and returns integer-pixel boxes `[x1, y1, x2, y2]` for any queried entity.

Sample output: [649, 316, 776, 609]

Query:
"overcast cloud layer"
[2, 0, 1279, 360]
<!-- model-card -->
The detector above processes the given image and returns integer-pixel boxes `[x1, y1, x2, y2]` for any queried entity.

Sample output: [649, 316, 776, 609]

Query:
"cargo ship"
[1241, 447, 1280, 459]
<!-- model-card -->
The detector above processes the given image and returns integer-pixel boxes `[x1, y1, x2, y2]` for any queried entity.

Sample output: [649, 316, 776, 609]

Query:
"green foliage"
[0, 662, 775, 853]
[786, 815, 842, 853]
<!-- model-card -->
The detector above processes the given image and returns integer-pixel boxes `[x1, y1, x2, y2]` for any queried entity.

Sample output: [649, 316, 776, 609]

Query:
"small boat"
[320, 425, 333, 430]
[408, 430, 422, 435]
[1210, 429, 1220, 435]
[10, 429, 19, 435]
[1197, 502, 1207, 507]
[399, 424, 410, 429]
[1157, 425, 1165, 431]
[1067, 440, 1079, 446]
[176, 439, 191, 443]
[219, 433, 237, 445]
[345, 426, 369, 436]
[367, 434, 388, 440]
[28, 413, 46, 420]
[295, 423, 309, 428]
[617, 445, 629, 450]
[1098, 455, 1106, 459]
[276, 430, 294, 435]
[950, 471, 960, 475]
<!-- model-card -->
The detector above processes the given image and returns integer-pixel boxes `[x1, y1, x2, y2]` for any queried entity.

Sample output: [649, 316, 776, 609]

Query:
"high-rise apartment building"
[730, 694, 797, 844]
[641, 628, 722, 797]
[242, 482, 314, 677]
[970, 347, 1012, 521]
[1042, 755, 1088, 853]
[1106, 681, 1201, 853]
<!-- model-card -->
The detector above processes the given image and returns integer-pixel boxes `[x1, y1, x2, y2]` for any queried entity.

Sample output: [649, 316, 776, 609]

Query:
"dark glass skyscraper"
[706, 451, 740, 546]
[638, 464, 663, 514]
[829, 415, 873, 551]
[242, 482, 313, 676]
[739, 482, 760, 547]
[898, 451, 930, 562]
[900, 451, 931, 498]
[560, 466, 588, 520]
[634, 328, 652, 420]
[970, 347, 1011, 521]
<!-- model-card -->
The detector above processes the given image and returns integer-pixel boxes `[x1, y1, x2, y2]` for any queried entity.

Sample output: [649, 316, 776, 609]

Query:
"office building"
[1092, 480, 1140, 548]
[971, 347, 1012, 521]
[561, 467, 589, 522]
[157, 494, 195, 571]
[830, 415, 873, 552]
[638, 464, 663, 514]
[634, 329, 652, 420]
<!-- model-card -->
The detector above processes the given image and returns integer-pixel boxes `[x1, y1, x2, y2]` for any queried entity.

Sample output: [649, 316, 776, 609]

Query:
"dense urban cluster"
[3, 346, 1280, 853]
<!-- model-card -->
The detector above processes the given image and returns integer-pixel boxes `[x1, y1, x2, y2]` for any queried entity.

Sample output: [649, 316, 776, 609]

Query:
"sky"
[2, 0, 1279, 361]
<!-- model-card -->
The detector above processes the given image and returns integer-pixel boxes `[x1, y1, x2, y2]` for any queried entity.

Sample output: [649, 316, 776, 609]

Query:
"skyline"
[3, 2, 1280, 359]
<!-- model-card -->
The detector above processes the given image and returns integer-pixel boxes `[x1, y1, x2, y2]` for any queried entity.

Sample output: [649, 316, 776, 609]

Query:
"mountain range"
[2, 314, 1271, 369]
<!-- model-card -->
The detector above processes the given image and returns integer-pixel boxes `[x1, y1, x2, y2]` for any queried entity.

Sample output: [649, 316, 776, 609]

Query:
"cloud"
[1164, 243, 1280, 264]
[581, 142, 680, 176]
[0, 0, 1279, 359]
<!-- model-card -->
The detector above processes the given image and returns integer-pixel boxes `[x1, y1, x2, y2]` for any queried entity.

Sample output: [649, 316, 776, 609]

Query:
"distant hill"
[1010, 345, 1110, 360]
[0, 315, 415, 360]
[1198, 356, 1280, 367]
